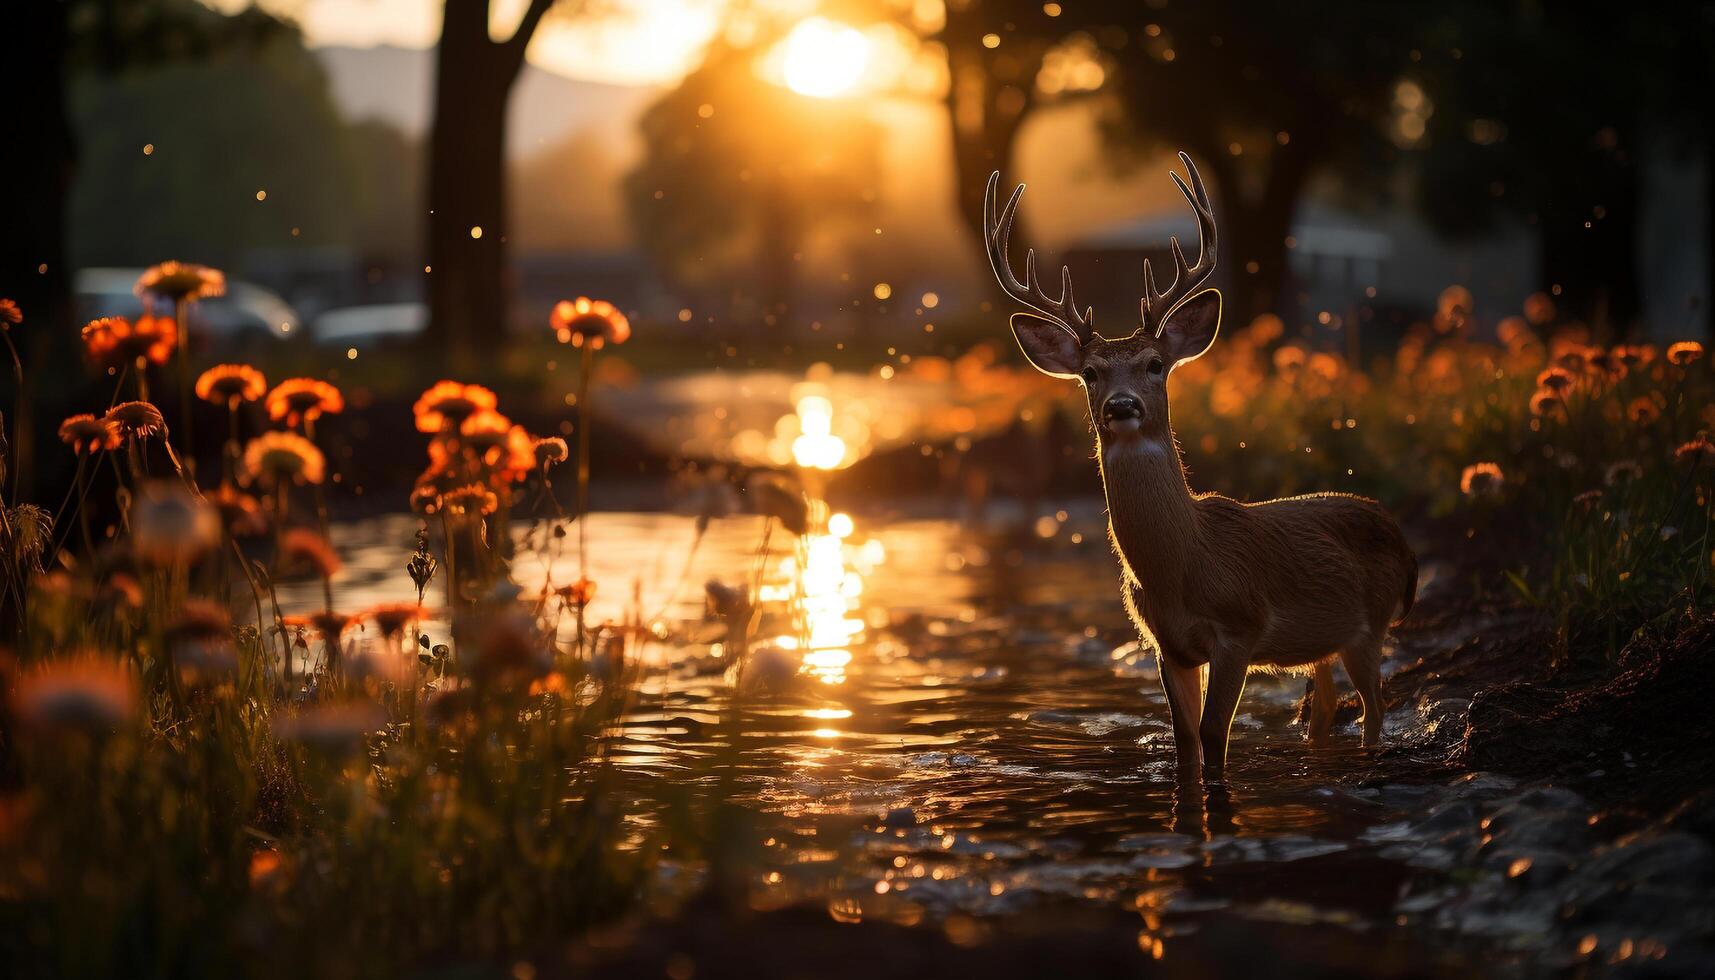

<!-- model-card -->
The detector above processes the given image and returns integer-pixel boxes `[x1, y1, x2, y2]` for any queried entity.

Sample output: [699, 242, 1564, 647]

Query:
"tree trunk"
[1707, 127, 1715, 343]
[1206, 143, 1314, 331]
[942, 12, 1040, 247]
[423, 0, 550, 365]
[1538, 162, 1640, 339]
[0, 1, 75, 502]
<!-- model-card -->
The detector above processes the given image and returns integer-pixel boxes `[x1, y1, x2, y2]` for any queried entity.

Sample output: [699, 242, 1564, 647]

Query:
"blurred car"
[310, 302, 427, 348]
[75, 268, 300, 353]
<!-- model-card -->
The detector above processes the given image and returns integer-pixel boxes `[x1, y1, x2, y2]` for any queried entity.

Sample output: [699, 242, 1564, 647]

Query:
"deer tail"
[1392, 551, 1419, 626]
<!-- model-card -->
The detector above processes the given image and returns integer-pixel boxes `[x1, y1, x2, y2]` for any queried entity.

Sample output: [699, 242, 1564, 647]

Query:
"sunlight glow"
[781, 18, 870, 98]
[791, 395, 849, 469]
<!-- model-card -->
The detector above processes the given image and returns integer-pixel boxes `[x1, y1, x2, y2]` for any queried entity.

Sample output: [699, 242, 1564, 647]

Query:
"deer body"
[983, 154, 1416, 785]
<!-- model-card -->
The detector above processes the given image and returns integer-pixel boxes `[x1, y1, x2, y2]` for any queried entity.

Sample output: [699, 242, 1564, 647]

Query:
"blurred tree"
[423, 0, 567, 364]
[939, 1, 1048, 246]
[1, 0, 305, 503]
[623, 39, 881, 338]
[941, 1, 1413, 328]
[0, 1, 75, 352]
[347, 120, 426, 265]
[70, 40, 361, 268]
[1409, 4, 1660, 335]
[512, 131, 629, 252]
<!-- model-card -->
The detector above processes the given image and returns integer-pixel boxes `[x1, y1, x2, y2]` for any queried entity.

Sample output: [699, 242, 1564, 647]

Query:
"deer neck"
[1097, 428, 1200, 593]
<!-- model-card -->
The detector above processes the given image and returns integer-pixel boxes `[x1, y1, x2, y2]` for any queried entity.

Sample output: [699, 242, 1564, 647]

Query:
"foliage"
[625, 39, 882, 326]
[1159, 289, 1714, 652]
[0, 285, 662, 977]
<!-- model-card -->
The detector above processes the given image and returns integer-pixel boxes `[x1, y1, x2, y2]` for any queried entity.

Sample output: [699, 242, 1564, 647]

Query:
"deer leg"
[1338, 638, 1385, 748]
[1157, 650, 1203, 782]
[1306, 659, 1337, 745]
[1199, 648, 1250, 786]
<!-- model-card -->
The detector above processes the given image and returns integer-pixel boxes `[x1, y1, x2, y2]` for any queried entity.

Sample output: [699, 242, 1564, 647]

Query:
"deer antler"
[984, 171, 1095, 345]
[1144, 152, 1218, 337]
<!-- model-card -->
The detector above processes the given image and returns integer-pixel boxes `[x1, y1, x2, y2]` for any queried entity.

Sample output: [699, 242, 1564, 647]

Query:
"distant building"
[1066, 200, 1540, 342]
[514, 249, 676, 325]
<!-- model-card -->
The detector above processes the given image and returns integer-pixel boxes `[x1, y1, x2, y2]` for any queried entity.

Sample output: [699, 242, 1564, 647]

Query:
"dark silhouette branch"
[503, 0, 559, 72]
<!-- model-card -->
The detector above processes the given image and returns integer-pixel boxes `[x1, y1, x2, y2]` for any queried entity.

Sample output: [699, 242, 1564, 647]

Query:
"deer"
[982, 153, 1417, 787]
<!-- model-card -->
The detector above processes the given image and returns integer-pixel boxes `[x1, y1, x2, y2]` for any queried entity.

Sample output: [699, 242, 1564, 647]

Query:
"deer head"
[985, 152, 1221, 442]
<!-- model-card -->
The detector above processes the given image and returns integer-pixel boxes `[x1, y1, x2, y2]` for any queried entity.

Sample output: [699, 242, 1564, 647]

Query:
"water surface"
[279, 510, 1448, 941]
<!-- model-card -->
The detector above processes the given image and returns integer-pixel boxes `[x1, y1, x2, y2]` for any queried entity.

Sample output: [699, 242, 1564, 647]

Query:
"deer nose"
[1103, 395, 1142, 422]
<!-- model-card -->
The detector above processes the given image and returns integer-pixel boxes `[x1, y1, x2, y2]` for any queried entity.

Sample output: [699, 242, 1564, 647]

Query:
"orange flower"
[1604, 460, 1643, 486]
[532, 436, 568, 468]
[1459, 462, 1505, 498]
[241, 431, 326, 487]
[1434, 285, 1473, 334]
[1674, 436, 1715, 467]
[1530, 388, 1565, 418]
[493, 427, 537, 483]
[196, 364, 267, 406]
[550, 297, 630, 349]
[1553, 346, 1589, 375]
[306, 610, 359, 639]
[135, 261, 225, 303]
[413, 381, 498, 433]
[458, 411, 533, 481]
[58, 414, 120, 454]
[103, 401, 167, 439]
[440, 483, 498, 518]
[8, 653, 138, 733]
[266, 378, 343, 426]
[410, 479, 445, 515]
[1496, 316, 1533, 350]
[1523, 291, 1556, 326]
[0, 298, 20, 326]
[1585, 348, 1626, 382]
[81, 314, 177, 366]
[1626, 396, 1661, 426]
[166, 601, 238, 687]
[1667, 341, 1705, 366]
[410, 463, 466, 515]
[130, 481, 220, 565]
[367, 602, 422, 638]
[459, 409, 514, 448]
[1244, 313, 1284, 345]
[1534, 366, 1576, 393]
[1306, 351, 1344, 382]
[249, 850, 289, 890]
[1610, 344, 1655, 368]
[209, 484, 269, 537]
[279, 528, 342, 578]
[273, 701, 384, 752]
[557, 577, 596, 606]
[100, 573, 143, 610]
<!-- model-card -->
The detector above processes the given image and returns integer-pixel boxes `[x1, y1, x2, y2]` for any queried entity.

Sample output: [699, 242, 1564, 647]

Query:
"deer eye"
[1080, 366, 1098, 385]
[1147, 357, 1165, 377]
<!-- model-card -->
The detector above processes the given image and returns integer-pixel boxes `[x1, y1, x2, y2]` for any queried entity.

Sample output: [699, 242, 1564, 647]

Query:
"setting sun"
[781, 18, 869, 98]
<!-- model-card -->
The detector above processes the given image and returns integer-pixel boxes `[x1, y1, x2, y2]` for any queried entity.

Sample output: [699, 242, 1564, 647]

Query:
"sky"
[216, 0, 733, 86]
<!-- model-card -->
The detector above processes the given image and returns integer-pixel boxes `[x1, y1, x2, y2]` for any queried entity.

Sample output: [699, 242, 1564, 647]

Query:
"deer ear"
[1161, 288, 1221, 368]
[1010, 312, 1083, 378]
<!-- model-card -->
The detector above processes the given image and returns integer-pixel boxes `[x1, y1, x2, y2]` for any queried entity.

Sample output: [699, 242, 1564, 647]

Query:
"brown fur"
[1009, 291, 1418, 785]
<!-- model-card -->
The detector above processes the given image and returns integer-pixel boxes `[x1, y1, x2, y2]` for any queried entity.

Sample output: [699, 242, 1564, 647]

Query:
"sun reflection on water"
[761, 506, 878, 687]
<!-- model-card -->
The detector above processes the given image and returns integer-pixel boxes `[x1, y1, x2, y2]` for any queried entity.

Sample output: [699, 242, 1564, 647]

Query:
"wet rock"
[1024, 709, 1149, 737]
[1201, 835, 1347, 863]
[1662, 788, 1715, 840]
[882, 806, 918, 829]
